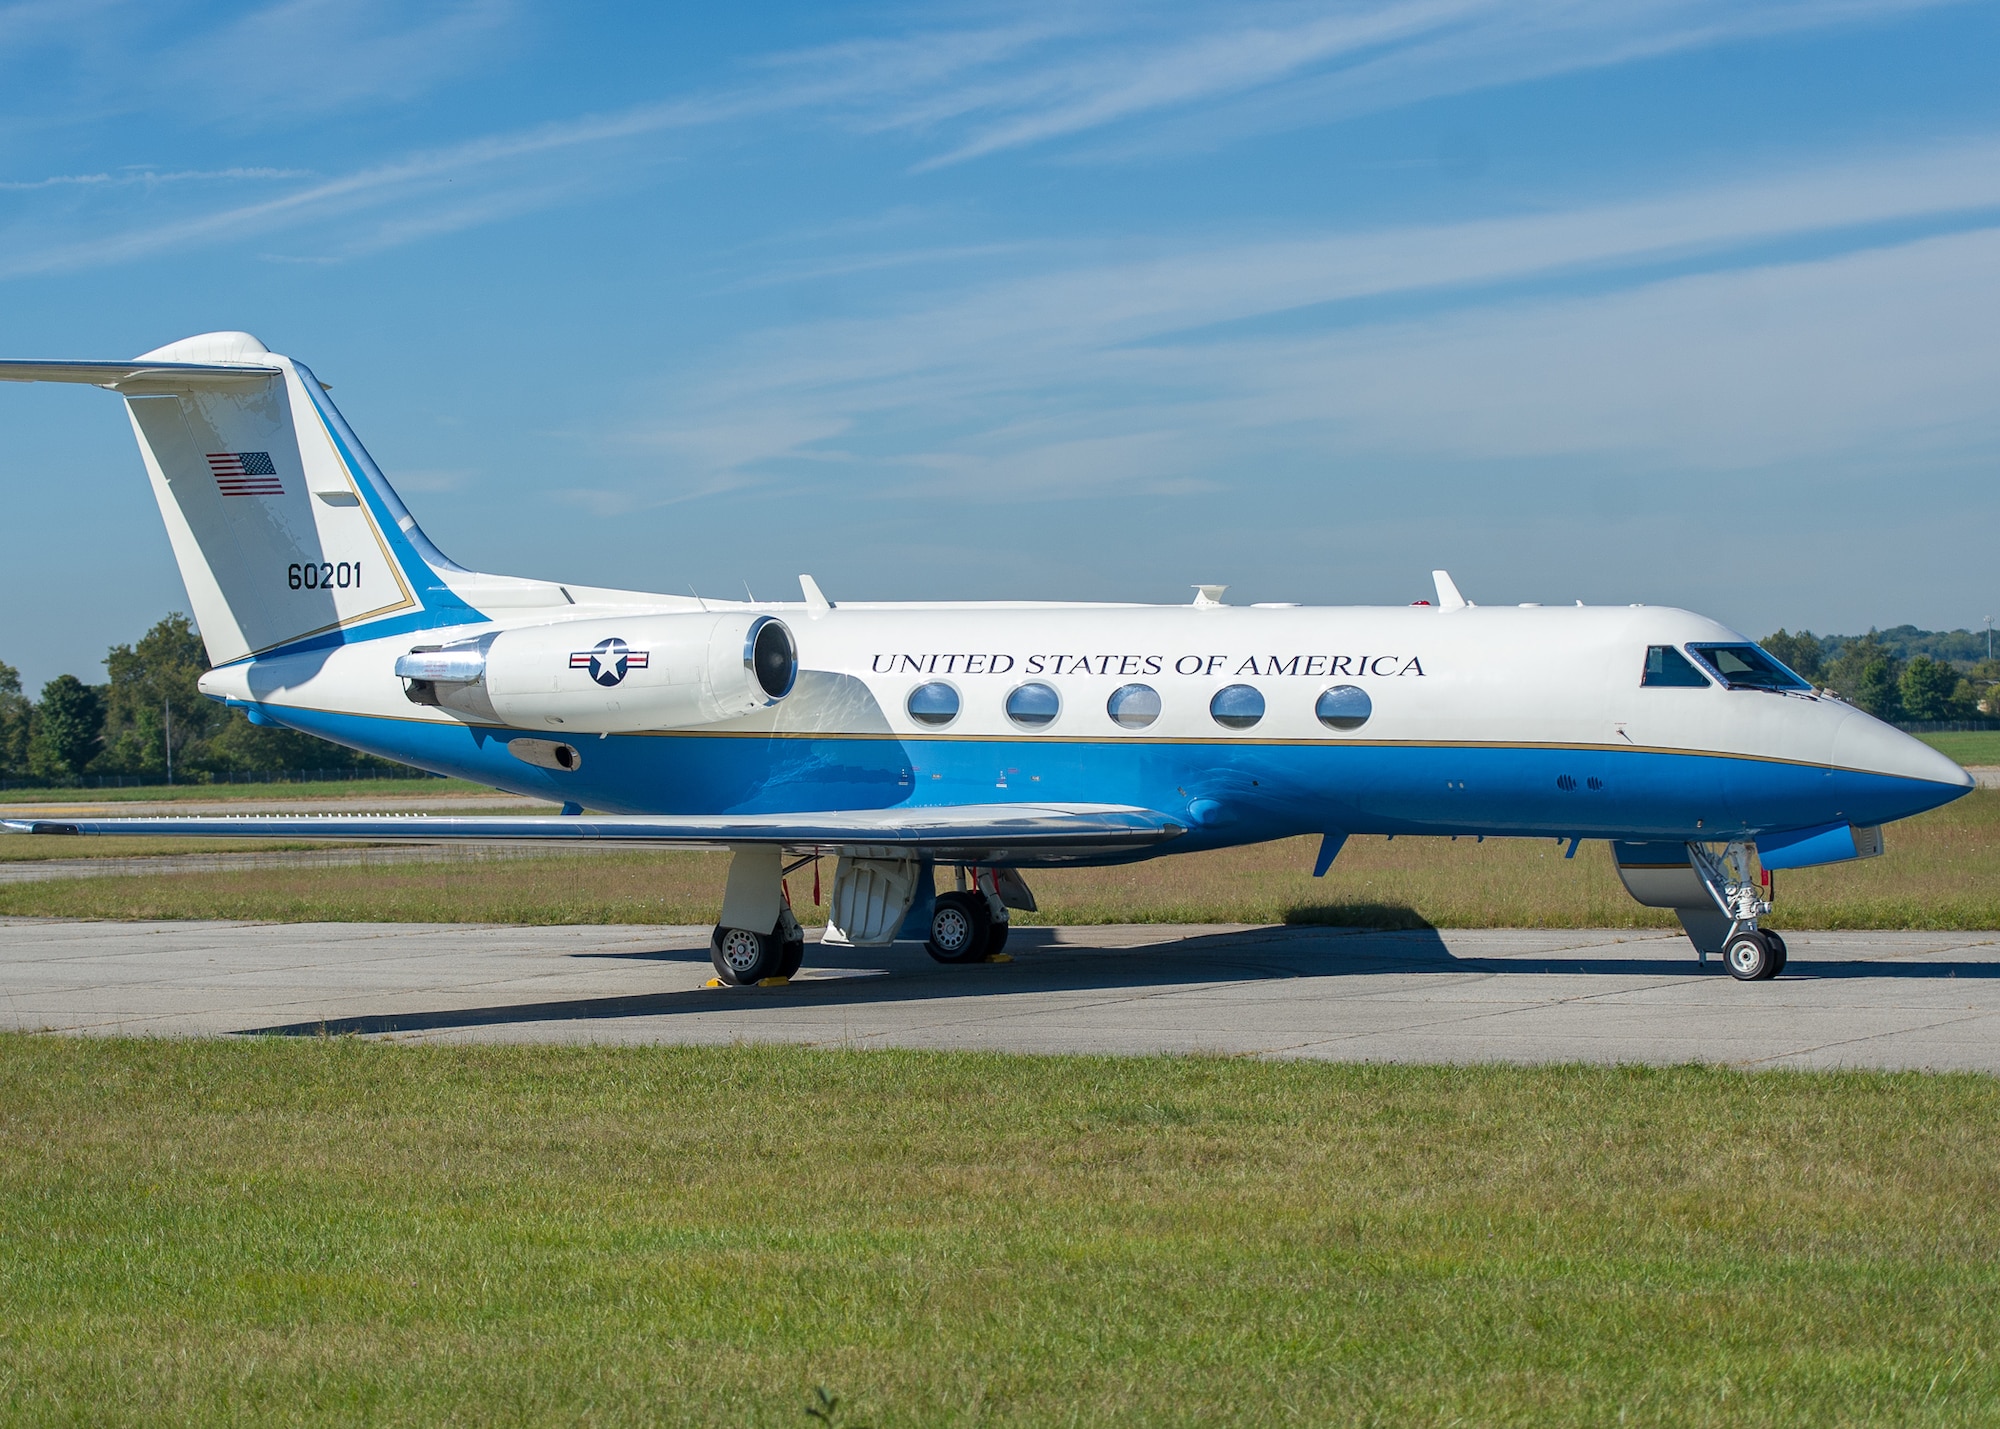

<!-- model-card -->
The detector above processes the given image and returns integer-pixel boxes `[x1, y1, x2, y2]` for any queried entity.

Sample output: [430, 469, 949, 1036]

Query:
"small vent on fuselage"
[1556, 774, 1577, 791]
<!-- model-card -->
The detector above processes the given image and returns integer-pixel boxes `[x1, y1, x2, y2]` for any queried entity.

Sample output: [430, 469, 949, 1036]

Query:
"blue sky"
[2, 0, 1998, 689]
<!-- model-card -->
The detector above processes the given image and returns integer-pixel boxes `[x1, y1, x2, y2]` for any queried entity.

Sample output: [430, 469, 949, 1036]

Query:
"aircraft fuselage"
[197, 598, 1969, 863]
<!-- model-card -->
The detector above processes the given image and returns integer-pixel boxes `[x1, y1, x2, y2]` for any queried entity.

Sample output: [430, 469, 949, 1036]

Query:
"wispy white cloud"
[617, 223, 2000, 529]
[668, 135, 2000, 405]
[906, 0, 1493, 168]
[0, 0, 1975, 274]
[0, 0, 517, 128]
[0, 100, 708, 275]
[615, 136, 2000, 497]
[0, 166, 306, 190]
[155, 0, 516, 121]
[723, 242, 1052, 292]
[1173, 225, 2000, 475]
[1069, 0, 1969, 165]
[885, 0, 1971, 168]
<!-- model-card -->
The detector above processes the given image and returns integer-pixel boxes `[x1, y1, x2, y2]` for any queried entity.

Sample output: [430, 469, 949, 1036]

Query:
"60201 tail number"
[289, 560, 361, 590]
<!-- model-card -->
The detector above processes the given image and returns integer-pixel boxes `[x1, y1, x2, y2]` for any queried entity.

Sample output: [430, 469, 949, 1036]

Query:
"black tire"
[985, 919, 1009, 959]
[1724, 930, 1774, 982]
[778, 934, 806, 980]
[925, 892, 991, 963]
[710, 925, 780, 985]
[1764, 931, 1787, 977]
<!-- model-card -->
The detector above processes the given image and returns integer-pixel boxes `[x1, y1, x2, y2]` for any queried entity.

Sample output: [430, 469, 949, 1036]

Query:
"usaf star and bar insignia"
[569, 637, 649, 688]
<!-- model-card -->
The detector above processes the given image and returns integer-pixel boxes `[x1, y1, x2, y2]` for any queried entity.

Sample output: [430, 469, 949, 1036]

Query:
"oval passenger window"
[1005, 681, 1061, 729]
[1106, 683, 1161, 729]
[1209, 684, 1265, 730]
[1315, 684, 1372, 731]
[906, 681, 960, 728]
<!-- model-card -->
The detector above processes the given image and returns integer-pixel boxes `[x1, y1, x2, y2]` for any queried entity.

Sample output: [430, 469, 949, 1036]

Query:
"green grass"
[1919, 730, 2000, 765]
[1, 1038, 1996, 1425]
[0, 776, 496, 805]
[5, 790, 1995, 929]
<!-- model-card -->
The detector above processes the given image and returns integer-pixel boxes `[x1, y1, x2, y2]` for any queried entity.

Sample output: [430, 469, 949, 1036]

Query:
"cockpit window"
[1687, 643, 1812, 691]
[1642, 645, 1710, 687]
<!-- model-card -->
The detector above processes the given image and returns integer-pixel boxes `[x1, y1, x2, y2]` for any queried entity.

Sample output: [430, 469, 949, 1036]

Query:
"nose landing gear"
[1692, 841, 1786, 981]
[1723, 928, 1787, 981]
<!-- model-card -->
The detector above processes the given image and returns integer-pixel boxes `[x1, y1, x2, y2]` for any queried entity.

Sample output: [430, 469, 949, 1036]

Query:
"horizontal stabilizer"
[0, 332, 488, 666]
[3, 803, 1185, 863]
[0, 359, 281, 388]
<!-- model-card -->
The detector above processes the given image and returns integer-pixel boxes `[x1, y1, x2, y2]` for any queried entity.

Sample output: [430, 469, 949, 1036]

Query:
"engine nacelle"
[397, 612, 796, 733]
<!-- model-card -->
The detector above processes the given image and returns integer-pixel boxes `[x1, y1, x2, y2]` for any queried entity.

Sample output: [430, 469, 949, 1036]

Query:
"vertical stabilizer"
[2, 332, 482, 665]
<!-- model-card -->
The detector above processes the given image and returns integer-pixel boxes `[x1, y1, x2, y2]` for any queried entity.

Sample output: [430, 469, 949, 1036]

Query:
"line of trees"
[0, 613, 407, 786]
[1761, 629, 1999, 723]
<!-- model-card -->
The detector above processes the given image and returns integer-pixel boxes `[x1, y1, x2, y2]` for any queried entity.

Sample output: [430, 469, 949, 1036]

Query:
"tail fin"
[2, 331, 480, 665]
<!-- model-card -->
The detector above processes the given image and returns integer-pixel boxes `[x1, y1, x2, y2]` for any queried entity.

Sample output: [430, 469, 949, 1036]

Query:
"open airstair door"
[0, 332, 479, 666]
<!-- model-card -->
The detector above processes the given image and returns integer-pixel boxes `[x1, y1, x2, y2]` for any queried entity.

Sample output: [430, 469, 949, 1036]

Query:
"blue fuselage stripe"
[263, 706, 1965, 860]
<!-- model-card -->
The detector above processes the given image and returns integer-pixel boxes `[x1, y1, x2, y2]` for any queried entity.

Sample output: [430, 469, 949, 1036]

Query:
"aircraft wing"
[2, 802, 1184, 864]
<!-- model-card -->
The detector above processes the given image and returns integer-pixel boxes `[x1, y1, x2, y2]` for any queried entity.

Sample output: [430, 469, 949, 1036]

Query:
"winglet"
[1432, 570, 1468, 610]
[800, 574, 832, 616]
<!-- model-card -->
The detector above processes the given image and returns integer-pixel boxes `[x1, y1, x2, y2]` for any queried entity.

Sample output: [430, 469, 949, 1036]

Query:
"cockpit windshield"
[1687, 643, 1813, 692]
[1642, 645, 1710, 687]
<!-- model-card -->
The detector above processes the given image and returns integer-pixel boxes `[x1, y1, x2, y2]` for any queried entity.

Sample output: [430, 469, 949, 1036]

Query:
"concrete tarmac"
[2, 918, 1996, 1069]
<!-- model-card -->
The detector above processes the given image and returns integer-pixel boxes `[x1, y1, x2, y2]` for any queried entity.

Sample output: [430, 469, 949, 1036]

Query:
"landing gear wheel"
[710, 925, 780, 985]
[778, 932, 806, 980]
[1725, 930, 1776, 982]
[925, 891, 992, 963]
[985, 919, 1009, 959]
[1763, 931, 1787, 977]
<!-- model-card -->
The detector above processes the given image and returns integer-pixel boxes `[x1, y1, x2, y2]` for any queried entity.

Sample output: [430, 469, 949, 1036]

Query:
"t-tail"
[0, 331, 483, 665]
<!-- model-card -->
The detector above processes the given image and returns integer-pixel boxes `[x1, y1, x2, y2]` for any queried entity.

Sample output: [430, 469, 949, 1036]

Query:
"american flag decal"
[208, 451, 283, 496]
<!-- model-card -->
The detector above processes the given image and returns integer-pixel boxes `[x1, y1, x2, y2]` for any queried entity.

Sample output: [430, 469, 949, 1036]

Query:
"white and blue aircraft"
[0, 333, 1973, 984]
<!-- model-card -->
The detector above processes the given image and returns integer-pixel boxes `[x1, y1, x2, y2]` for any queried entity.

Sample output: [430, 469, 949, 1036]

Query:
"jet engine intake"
[398, 612, 796, 733]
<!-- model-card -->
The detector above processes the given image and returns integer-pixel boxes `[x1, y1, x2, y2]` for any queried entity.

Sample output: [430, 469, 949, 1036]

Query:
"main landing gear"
[708, 851, 1030, 983]
[925, 892, 1006, 962]
[709, 907, 806, 986]
[924, 866, 1013, 964]
[706, 845, 808, 987]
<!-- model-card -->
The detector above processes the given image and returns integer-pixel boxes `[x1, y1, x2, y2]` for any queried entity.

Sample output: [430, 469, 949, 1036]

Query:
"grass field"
[4, 789, 1995, 929]
[1, 1037, 1995, 1426]
[1918, 730, 2000, 765]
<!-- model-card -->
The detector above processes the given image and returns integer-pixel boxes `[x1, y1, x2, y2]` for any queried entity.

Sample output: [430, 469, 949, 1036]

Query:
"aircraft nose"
[1831, 708, 1974, 790]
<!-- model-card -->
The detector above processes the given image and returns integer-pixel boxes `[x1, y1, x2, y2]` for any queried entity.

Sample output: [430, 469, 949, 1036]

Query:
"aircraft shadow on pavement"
[234, 925, 2000, 1039]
